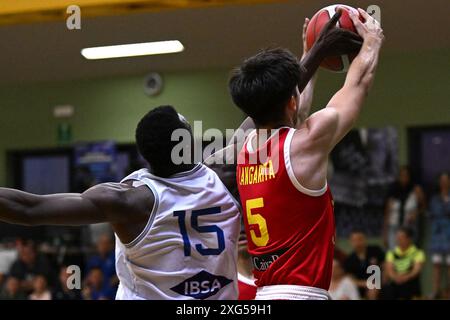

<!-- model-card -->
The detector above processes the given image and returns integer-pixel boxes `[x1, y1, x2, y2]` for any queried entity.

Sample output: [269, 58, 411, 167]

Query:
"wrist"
[364, 34, 383, 46]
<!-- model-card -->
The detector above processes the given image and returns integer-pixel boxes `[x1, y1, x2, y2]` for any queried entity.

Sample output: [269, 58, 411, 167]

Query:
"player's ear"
[287, 95, 297, 112]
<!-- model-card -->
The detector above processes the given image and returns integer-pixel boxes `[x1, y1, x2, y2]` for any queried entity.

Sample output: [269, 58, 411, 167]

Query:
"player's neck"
[150, 163, 197, 177]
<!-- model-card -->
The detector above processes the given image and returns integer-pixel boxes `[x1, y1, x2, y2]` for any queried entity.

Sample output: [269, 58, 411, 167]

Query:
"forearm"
[298, 44, 325, 93]
[0, 188, 41, 225]
[344, 35, 382, 92]
[297, 74, 317, 125]
[0, 188, 105, 226]
[326, 36, 382, 147]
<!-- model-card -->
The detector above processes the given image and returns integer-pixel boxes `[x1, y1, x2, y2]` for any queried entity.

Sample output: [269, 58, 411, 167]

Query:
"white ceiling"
[0, 0, 448, 84]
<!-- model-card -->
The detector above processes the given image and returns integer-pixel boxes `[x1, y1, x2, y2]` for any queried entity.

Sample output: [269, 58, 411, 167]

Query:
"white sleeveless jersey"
[115, 164, 241, 300]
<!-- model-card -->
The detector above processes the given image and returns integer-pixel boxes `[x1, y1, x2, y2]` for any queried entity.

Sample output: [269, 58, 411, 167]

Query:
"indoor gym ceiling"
[0, 0, 448, 84]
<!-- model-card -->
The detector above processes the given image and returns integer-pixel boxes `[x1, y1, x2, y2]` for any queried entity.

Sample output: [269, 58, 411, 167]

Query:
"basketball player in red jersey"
[229, 8, 384, 300]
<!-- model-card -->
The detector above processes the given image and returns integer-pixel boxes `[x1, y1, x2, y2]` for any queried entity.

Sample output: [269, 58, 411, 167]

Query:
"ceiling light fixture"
[81, 40, 184, 60]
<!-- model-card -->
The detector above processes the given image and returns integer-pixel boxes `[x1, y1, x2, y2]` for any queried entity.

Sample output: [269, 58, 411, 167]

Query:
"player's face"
[350, 232, 366, 251]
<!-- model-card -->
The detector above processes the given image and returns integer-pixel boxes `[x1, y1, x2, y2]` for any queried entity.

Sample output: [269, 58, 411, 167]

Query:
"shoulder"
[413, 248, 426, 262]
[83, 183, 131, 202]
[386, 250, 395, 262]
[293, 108, 339, 150]
[83, 182, 155, 215]
[204, 146, 239, 197]
[304, 108, 339, 137]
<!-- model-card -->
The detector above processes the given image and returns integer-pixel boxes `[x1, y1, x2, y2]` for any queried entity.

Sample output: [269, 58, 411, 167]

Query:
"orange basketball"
[306, 4, 363, 73]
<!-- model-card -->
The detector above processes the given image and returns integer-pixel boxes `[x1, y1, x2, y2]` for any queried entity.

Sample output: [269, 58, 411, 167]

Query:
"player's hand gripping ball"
[306, 4, 364, 72]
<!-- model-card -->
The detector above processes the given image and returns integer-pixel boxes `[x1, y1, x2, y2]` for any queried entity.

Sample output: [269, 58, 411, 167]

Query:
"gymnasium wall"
[0, 48, 449, 186]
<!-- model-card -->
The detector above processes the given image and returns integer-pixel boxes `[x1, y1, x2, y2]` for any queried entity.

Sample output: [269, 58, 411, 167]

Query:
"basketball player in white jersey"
[0, 105, 242, 300]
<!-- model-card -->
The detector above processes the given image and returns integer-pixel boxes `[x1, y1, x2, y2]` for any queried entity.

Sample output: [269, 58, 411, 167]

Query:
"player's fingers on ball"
[349, 10, 365, 33]
[303, 18, 309, 33]
[357, 8, 372, 21]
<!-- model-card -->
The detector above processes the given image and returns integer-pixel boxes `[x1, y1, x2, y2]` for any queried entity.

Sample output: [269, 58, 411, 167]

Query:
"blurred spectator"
[82, 267, 115, 300]
[428, 172, 450, 299]
[29, 275, 51, 300]
[329, 260, 360, 300]
[383, 166, 425, 249]
[0, 276, 27, 300]
[383, 227, 425, 300]
[344, 229, 384, 299]
[0, 273, 4, 291]
[9, 240, 52, 293]
[0, 244, 18, 291]
[52, 266, 82, 300]
[86, 234, 117, 289]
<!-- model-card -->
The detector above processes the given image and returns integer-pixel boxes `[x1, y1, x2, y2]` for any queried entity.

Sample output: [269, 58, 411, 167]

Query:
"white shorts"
[432, 253, 450, 265]
[255, 285, 331, 300]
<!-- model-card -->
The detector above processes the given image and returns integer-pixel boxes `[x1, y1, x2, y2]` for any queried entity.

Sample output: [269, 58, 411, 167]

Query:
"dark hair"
[397, 226, 414, 239]
[135, 105, 193, 177]
[229, 48, 301, 126]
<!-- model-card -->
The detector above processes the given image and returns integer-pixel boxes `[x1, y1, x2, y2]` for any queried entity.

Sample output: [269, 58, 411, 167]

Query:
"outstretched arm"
[0, 183, 152, 226]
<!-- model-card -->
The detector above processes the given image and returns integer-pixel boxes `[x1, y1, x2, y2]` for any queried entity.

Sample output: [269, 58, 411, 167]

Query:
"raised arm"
[204, 116, 255, 199]
[297, 18, 317, 125]
[0, 183, 152, 226]
[324, 8, 384, 149]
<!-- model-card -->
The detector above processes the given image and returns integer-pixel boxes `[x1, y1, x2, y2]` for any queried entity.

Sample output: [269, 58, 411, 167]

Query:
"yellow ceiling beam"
[0, 0, 285, 26]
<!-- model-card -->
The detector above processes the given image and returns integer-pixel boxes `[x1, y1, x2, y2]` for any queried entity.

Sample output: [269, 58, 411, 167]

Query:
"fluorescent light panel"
[81, 40, 184, 60]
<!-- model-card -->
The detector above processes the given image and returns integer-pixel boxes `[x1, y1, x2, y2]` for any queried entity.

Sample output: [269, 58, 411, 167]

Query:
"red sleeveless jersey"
[236, 127, 335, 290]
[238, 273, 257, 300]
